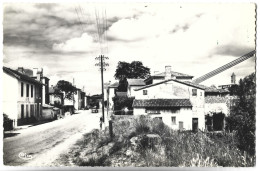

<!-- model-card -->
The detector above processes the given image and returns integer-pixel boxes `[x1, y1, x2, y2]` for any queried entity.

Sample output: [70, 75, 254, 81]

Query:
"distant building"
[218, 72, 237, 90]
[31, 68, 50, 105]
[144, 66, 194, 85]
[127, 78, 146, 97]
[3, 67, 43, 127]
[107, 82, 119, 109]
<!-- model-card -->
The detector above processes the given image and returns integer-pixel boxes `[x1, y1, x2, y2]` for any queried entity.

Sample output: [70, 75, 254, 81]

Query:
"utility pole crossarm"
[95, 54, 109, 123]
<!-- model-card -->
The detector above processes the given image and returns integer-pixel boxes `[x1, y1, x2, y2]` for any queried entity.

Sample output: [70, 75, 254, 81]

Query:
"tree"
[114, 61, 151, 80]
[226, 72, 256, 155]
[54, 80, 77, 100]
[114, 61, 150, 92]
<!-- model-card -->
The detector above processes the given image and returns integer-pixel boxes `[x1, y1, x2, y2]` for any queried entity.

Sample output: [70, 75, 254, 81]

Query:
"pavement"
[3, 109, 103, 166]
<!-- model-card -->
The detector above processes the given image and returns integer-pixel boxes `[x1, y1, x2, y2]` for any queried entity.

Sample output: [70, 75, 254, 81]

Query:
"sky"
[2, 2, 256, 95]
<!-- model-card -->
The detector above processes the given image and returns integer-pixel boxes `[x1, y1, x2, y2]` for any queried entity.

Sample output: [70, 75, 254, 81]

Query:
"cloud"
[3, 3, 256, 94]
[52, 33, 98, 52]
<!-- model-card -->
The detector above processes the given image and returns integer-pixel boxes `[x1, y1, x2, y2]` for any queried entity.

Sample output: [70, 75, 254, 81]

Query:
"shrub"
[112, 96, 135, 115]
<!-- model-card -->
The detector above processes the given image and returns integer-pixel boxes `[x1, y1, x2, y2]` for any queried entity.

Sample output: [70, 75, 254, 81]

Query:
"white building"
[107, 82, 119, 109]
[132, 66, 205, 131]
[127, 78, 146, 97]
[3, 67, 43, 127]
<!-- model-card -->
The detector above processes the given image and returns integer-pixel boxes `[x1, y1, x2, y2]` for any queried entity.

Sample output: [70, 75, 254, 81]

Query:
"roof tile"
[133, 99, 192, 107]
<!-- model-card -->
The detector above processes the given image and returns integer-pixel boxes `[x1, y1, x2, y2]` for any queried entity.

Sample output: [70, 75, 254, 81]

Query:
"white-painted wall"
[133, 80, 205, 130]
[2, 73, 19, 126]
[133, 107, 196, 130]
[108, 87, 116, 109]
[3, 72, 42, 127]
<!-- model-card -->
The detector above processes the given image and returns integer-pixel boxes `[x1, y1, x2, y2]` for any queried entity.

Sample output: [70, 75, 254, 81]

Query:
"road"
[3, 110, 102, 166]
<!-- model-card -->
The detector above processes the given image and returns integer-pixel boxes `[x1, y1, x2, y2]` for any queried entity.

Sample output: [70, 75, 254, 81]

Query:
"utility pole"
[95, 55, 109, 123]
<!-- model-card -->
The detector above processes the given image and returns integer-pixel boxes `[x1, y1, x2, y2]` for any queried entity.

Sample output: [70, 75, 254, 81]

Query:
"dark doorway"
[192, 118, 198, 132]
[213, 113, 225, 131]
[179, 121, 183, 131]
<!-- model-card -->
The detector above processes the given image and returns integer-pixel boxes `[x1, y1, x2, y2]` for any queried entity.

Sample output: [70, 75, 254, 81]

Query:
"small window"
[192, 89, 197, 96]
[31, 85, 33, 98]
[171, 116, 176, 125]
[21, 82, 24, 97]
[200, 92, 202, 96]
[26, 84, 29, 97]
[143, 90, 147, 95]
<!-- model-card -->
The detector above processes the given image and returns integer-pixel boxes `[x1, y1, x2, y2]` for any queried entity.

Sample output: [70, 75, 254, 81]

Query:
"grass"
[71, 115, 255, 167]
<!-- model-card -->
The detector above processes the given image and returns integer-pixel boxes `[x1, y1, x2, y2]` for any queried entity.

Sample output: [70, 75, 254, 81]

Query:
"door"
[192, 118, 198, 132]
[179, 121, 183, 131]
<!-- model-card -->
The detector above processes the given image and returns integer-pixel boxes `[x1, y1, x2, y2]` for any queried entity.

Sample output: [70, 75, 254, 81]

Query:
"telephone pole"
[95, 55, 109, 123]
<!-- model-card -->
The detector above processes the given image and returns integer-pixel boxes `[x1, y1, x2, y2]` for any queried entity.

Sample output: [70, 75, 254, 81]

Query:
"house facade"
[107, 82, 119, 109]
[133, 79, 206, 131]
[3, 67, 43, 127]
[127, 78, 146, 97]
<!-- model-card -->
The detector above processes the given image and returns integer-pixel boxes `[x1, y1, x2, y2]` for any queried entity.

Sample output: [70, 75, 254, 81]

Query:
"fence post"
[109, 120, 113, 139]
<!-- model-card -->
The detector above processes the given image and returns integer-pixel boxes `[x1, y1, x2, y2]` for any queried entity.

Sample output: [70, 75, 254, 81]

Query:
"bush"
[112, 96, 134, 115]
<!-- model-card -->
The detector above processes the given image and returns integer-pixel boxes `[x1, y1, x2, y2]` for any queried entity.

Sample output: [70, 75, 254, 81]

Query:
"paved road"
[3, 110, 102, 166]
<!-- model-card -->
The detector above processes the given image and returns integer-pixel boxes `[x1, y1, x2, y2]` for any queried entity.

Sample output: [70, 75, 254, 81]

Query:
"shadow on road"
[29, 119, 55, 127]
[4, 132, 20, 138]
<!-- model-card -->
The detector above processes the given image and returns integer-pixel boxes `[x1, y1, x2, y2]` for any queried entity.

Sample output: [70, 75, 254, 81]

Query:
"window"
[200, 92, 202, 96]
[26, 84, 29, 97]
[31, 85, 33, 98]
[143, 90, 147, 95]
[21, 104, 24, 119]
[192, 89, 197, 96]
[21, 82, 24, 97]
[171, 116, 176, 125]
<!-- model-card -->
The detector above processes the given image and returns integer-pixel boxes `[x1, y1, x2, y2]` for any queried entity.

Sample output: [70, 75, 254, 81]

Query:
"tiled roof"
[3, 66, 43, 85]
[127, 79, 146, 86]
[133, 99, 192, 107]
[135, 79, 206, 91]
[153, 71, 193, 78]
[116, 92, 127, 97]
[205, 97, 229, 103]
[109, 82, 119, 88]
[205, 87, 230, 93]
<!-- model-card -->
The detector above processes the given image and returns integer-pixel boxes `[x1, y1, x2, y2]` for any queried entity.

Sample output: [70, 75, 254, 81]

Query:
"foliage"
[54, 80, 77, 100]
[111, 115, 255, 167]
[69, 116, 255, 167]
[226, 72, 256, 155]
[114, 61, 151, 80]
[112, 96, 135, 115]
[114, 61, 150, 91]
[117, 77, 128, 92]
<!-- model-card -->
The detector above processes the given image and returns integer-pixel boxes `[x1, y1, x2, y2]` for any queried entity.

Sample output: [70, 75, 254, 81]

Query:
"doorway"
[192, 118, 198, 132]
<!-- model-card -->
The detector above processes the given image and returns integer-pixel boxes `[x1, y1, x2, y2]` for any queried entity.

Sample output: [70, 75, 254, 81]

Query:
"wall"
[205, 103, 229, 115]
[108, 87, 116, 109]
[128, 85, 144, 97]
[133, 107, 198, 130]
[2, 72, 19, 127]
[133, 80, 205, 130]
[17, 80, 42, 125]
[42, 108, 54, 120]
[3, 72, 42, 126]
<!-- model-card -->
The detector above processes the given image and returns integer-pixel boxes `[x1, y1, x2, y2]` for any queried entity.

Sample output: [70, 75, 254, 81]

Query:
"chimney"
[231, 72, 236, 84]
[33, 68, 38, 77]
[17, 67, 24, 74]
[165, 66, 172, 80]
